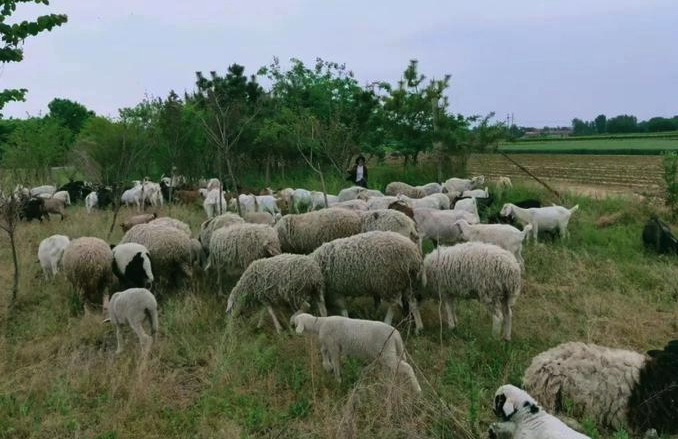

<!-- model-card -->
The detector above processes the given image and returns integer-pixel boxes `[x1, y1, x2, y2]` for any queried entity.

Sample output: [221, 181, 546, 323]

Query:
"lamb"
[103, 288, 158, 356]
[203, 188, 228, 218]
[366, 196, 399, 210]
[206, 223, 282, 293]
[422, 242, 522, 340]
[337, 186, 367, 202]
[254, 194, 281, 216]
[311, 231, 424, 331]
[489, 384, 589, 439]
[398, 193, 450, 210]
[198, 213, 245, 252]
[455, 219, 532, 267]
[52, 190, 71, 206]
[121, 213, 158, 233]
[310, 191, 339, 210]
[38, 234, 70, 279]
[414, 208, 479, 247]
[149, 217, 191, 237]
[360, 209, 419, 244]
[384, 181, 426, 198]
[416, 182, 442, 195]
[85, 191, 98, 213]
[523, 340, 678, 435]
[43, 198, 66, 220]
[275, 208, 362, 254]
[500, 203, 579, 241]
[291, 313, 421, 392]
[120, 224, 192, 289]
[226, 254, 327, 333]
[111, 243, 154, 289]
[461, 187, 489, 199]
[290, 188, 313, 213]
[442, 176, 485, 195]
[62, 237, 114, 308]
[496, 176, 513, 191]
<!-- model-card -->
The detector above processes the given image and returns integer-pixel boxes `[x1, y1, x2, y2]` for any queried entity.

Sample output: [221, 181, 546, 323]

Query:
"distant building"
[523, 127, 572, 138]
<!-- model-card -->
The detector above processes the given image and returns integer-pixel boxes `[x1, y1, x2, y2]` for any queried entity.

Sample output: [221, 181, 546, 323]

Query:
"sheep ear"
[502, 397, 515, 417]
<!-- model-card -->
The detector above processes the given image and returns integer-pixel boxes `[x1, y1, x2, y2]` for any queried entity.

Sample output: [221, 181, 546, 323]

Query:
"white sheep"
[413, 208, 479, 247]
[38, 234, 70, 279]
[422, 242, 522, 340]
[337, 186, 367, 202]
[416, 182, 442, 195]
[366, 196, 399, 210]
[30, 185, 56, 197]
[453, 197, 480, 218]
[500, 203, 579, 241]
[332, 199, 369, 211]
[85, 191, 98, 213]
[523, 340, 678, 435]
[442, 176, 485, 195]
[291, 188, 313, 213]
[103, 288, 158, 356]
[310, 191, 339, 210]
[52, 190, 71, 206]
[461, 187, 489, 198]
[203, 188, 228, 218]
[489, 384, 589, 439]
[292, 313, 421, 392]
[398, 193, 450, 210]
[455, 219, 532, 267]
[384, 182, 426, 198]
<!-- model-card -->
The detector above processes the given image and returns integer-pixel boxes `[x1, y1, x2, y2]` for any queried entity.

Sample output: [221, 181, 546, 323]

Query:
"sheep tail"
[146, 306, 159, 336]
[569, 205, 579, 214]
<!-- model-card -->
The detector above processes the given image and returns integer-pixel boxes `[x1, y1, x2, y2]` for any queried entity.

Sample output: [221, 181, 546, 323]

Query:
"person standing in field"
[347, 155, 368, 188]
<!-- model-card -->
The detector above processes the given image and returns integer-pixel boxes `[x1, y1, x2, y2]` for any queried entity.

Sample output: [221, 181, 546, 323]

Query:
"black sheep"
[19, 197, 48, 222]
[642, 216, 678, 255]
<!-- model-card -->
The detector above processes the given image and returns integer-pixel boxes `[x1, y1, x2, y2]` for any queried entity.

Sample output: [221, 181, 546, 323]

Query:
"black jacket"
[346, 165, 368, 183]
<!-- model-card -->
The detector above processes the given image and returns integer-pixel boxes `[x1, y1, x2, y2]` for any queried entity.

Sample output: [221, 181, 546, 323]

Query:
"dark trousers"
[355, 179, 368, 188]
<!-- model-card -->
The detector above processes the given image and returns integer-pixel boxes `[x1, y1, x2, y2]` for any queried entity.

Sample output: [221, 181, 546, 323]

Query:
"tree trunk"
[264, 153, 271, 188]
[225, 156, 242, 217]
[107, 199, 122, 240]
[9, 228, 19, 303]
[319, 170, 329, 208]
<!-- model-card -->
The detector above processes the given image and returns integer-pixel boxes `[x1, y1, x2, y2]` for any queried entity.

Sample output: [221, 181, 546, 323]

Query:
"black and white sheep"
[422, 242, 522, 340]
[111, 243, 154, 289]
[523, 340, 678, 435]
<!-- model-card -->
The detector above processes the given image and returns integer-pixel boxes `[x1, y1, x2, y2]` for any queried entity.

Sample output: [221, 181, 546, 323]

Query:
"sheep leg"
[407, 298, 424, 333]
[130, 321, 152, 355]
[501, 300, 512, 341]
[491, 304, 503, 338]
[267, 306, 283, 334]
[384, 304, 395, 326]
[328, 344, 342, 383]
[115, 325, 125, 355]
[443, 297, 457, 329]
[560, 223, 569, 240]
[531, 223, 538, 242]
[320, 345, 334, 374]
[316, 294, 328, 317]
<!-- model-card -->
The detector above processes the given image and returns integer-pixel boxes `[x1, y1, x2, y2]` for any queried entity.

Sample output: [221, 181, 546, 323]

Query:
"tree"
[571, 118, 595, 136]
[0, 0, 67, 112]
[606, 114, 638, 134]
[647, 117, 677, 133]
[47, 98, 94, 135]
[594, 114, 607, 134]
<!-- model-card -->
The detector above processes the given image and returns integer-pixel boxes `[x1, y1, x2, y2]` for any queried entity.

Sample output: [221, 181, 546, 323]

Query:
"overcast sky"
[1, 0, 676, 126]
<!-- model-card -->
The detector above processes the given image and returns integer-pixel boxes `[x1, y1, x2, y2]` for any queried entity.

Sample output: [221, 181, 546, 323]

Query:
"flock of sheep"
[16, 173, 678, 438]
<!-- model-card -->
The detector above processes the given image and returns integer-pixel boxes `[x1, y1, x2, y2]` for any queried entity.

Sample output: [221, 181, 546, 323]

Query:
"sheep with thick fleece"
[38, 234, 70, 279]
[360, 209, 419, 244]
[417, 182, 442, 195]
[227, 254, 327, 333]
[414, 208, 479, 247]
[500, 203, 579, 241]
[149, 217, 191, 237]
[311, 231, 424, 331]
[207, 223, 281, 292]
[523, 340, 678, 435]
[120, 224, 192, 289]
[111, 243, 154, 289]
[198, 213, 245, 252]
[292, 313, 421, 392]
[62, 237, 114, 307]
[455, 219, 532, 267]
[275, 208, 362, 254]
[366, 196, 399, 210]
[423, 242, 522, 340]
[332, 199, 369, 211]
[243, 211, 276, 225]
[337, 186, 366, 202]
[384, 181, 426, 198]
[103, 288, 158, 355]
[489, 384, 589, 439]
[121, 213, 157, 232]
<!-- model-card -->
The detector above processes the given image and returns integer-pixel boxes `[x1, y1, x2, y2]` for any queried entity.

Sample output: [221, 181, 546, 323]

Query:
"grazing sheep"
[243, 211, 276, 225]
[52, 190, 71, 206]
[366, 196, 399, 210]
[85, 191, 98, 213]
[422, 242, 522, 340]
[20, 197, 47, 222]
[203, 188, 228, 218]
[523, 340, 678, 435]
[495, 177, 513, 194]
[332, 199, 369, 211]
[442, 176, 485, 195]
[489, 385, 589, 439]
[62, 237, 114, 308]
[275, 208, 362, 254]
[290, 188, 313, 213]
[455, 219, 532, 267]
[398, 193, 450, 210]
[121, 213, 158, 233]
[30, 185, 56, 197]
[360, 209, 419, 244]
[453, 197, 480, 218]
[254, 194, 281, 216]
[310, 191, 339, 210]
[43, 198, 66, 220]
[500, 203, 579, 241]
[227, 254, 327, 333]
[189, 238, 206, 269]
[198, 213, 245, 252]
[337, 186, 367, 202]
[414, 208, 479, 247]
[206, 223, 281, 292]
[111, 243, 154, 289]
[461, 187, 489, 199]
[311, 231, 424, 331]
[149, 217, 191, 237]
[120, 224, 192, 289]
[388, 200, 414, 219]
[103, 288, 158, 355]
[292, 313, 421, 392]
[38, 234, 70, 279]
[642, 216, 678, 254]
[384, 182, 426, 198]
[417, 182, 443, 196]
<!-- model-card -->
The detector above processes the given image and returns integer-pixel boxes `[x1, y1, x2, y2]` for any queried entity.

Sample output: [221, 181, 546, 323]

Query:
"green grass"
[501, 137, 678, 155]
[1, 166, 678, 438]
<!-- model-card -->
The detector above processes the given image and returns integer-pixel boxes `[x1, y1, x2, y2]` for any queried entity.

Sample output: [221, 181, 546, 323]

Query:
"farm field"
[1, 178, 678, 438]
[500, 137, 678, 154]
[469, 154, 664, 197]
